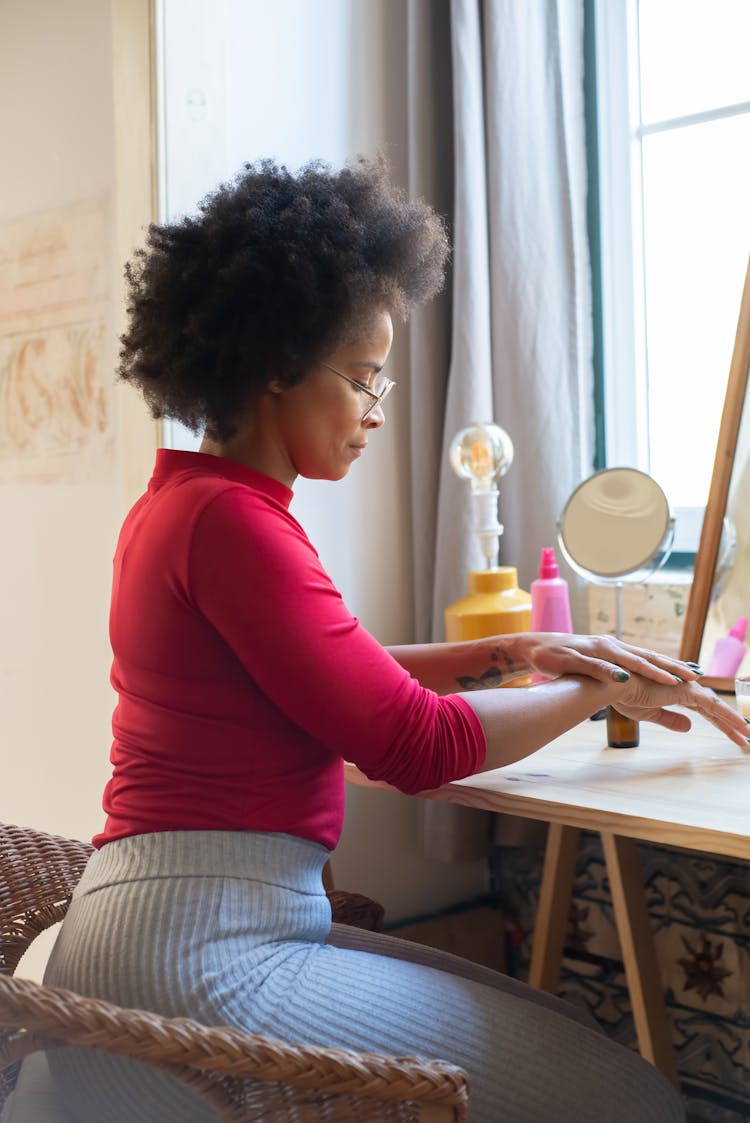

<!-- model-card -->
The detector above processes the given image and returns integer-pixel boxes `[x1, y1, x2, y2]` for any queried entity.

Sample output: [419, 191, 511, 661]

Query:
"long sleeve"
[187, 485, 487, 793]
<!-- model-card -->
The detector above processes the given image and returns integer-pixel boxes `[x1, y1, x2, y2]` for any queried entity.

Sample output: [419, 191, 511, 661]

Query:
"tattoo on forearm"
[455, 645, 524, 690]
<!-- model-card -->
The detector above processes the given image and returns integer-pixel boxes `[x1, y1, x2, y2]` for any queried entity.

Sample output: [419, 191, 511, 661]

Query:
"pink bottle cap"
[538, 547, 559, 579]
[730, 617, 748, 642]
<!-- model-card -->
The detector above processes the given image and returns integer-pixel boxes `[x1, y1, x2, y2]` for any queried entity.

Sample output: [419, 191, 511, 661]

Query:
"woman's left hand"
[516, 632, 700, 687]
[611, 673, 749, 747]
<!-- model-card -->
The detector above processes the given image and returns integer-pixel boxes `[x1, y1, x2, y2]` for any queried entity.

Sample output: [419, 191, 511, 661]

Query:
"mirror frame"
[679, 255, 750, 692]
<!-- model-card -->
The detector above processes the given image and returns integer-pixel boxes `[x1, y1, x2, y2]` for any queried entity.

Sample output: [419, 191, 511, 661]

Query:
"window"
[590, 0, 750, 553]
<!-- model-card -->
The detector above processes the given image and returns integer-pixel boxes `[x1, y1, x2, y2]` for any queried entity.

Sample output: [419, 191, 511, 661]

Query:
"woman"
[20, 157, 748, 1122]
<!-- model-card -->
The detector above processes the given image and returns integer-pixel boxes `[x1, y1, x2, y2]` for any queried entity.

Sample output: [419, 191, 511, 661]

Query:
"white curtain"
[408, 0, 594, 860]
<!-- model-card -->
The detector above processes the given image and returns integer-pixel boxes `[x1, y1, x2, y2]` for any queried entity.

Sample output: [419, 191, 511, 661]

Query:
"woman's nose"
[364, 402, 386, 428]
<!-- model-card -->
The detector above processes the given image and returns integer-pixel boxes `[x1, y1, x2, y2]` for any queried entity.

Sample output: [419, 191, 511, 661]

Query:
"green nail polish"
[612, 670, 630, 683]
[674, 675, 683, 684]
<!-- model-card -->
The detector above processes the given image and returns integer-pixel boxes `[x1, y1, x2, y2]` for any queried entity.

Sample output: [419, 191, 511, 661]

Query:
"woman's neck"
[199, 424, 297, 490]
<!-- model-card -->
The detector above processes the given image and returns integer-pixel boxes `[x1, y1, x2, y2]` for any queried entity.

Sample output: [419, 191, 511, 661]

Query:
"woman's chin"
[300, 465, 351, 482]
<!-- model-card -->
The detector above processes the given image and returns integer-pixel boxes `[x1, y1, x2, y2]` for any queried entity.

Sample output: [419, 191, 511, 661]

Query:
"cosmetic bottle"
[606, 707, 639, 748]
[444, 567, 531, 641]
[529, 547, 572, 684]
[444, 567, 532, 687]
[530, 547, 573, 633]
[705, 617, 748, 678]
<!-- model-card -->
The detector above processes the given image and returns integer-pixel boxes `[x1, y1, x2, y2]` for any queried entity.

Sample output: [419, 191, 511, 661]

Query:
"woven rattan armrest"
[0, 974, 468, 1122]
[0, 828, 94, 976]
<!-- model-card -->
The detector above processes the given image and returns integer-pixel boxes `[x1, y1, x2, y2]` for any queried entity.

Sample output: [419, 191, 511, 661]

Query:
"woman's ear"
[267, 378, 285, 394]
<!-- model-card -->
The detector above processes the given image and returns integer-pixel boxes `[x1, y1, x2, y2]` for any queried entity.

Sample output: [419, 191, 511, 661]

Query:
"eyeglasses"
[321, 362, 396, 420]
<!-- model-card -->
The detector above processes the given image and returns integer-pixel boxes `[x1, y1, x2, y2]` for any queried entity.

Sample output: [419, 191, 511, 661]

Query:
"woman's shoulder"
[155, 451, 287, 501]
[187, 476, 312, 553]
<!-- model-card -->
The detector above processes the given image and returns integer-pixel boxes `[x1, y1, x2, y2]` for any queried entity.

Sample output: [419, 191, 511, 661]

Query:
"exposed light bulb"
[450, 423, 514, 491]
[449, 422, 514, 567]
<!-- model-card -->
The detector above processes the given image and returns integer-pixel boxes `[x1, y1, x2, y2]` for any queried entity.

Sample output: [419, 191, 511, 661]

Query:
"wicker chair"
[0, 824, 468, 1121]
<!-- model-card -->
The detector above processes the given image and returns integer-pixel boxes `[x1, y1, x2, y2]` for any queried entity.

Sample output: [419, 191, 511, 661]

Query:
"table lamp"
[444, 423, 531, 657]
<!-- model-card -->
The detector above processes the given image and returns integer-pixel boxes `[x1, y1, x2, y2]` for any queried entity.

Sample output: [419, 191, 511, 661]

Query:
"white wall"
[0, 0, 121, 841]
[159, 0, 487, 918]
[0, 0, 115, 980]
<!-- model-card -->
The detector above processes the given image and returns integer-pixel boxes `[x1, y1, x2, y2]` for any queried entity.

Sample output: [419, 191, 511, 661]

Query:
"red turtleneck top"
[95, 450, 486, 850]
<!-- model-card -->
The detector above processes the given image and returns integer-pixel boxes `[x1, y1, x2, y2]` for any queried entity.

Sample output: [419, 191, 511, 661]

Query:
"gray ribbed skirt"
[17, 830, 684, 1121]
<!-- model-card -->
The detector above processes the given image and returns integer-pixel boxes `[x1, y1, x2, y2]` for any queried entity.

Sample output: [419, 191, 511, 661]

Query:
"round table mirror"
[558, 467, 675, 747]
[559, 467, 674, 585]
[558, 467, 675, 639]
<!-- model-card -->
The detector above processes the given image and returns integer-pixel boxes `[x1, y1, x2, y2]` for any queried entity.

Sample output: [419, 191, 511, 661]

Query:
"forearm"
[387, 636, 530, 695]
[463, 675, 627, 771]
[389, 631, 701, 696]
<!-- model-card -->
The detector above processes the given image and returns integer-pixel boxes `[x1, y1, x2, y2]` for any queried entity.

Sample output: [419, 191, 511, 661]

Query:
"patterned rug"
[492, 831, 750, 1122]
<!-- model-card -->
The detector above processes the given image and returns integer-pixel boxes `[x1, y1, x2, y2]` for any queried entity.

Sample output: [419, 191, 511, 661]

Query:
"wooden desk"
[345, 712, 750, 1087]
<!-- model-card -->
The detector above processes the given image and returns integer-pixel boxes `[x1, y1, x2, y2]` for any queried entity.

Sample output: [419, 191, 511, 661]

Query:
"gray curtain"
[406, 0, 595, 860]
[435, 0, 594, 636]
[406, 0, 455, 644]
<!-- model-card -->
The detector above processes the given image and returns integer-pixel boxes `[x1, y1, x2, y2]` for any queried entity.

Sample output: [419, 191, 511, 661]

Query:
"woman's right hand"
[612, 674, 749, 748]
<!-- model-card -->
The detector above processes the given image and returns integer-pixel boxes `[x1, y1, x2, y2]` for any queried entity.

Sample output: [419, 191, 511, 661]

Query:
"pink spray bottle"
[705, 617, 748, 678]
[530, 548, 573, 684]
[530, 547, 573, 633]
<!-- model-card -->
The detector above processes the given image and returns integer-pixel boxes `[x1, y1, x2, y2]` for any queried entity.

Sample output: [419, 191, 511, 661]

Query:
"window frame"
[589, 0, 646, 474]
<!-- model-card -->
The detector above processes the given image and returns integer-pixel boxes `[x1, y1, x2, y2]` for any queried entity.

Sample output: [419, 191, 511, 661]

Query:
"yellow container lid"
[467, 567, 522, 594]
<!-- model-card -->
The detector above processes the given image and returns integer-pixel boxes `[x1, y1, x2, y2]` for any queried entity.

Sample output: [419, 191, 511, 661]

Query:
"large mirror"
[679, 256, 750, 692]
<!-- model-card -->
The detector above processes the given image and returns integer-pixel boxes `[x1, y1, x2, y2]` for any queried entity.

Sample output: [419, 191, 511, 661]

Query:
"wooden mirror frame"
[679, 256, 750, 692]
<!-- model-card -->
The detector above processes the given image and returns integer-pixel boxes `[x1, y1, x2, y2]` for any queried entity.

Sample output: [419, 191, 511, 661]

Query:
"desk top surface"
[345, 711, 750, 860]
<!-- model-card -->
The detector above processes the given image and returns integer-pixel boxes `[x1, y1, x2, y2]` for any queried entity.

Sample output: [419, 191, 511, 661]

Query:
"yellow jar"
[445, 567, 531, 641]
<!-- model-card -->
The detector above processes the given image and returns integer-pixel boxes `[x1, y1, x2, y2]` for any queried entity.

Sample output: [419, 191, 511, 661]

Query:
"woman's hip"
[44, 829, 333, 1023]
